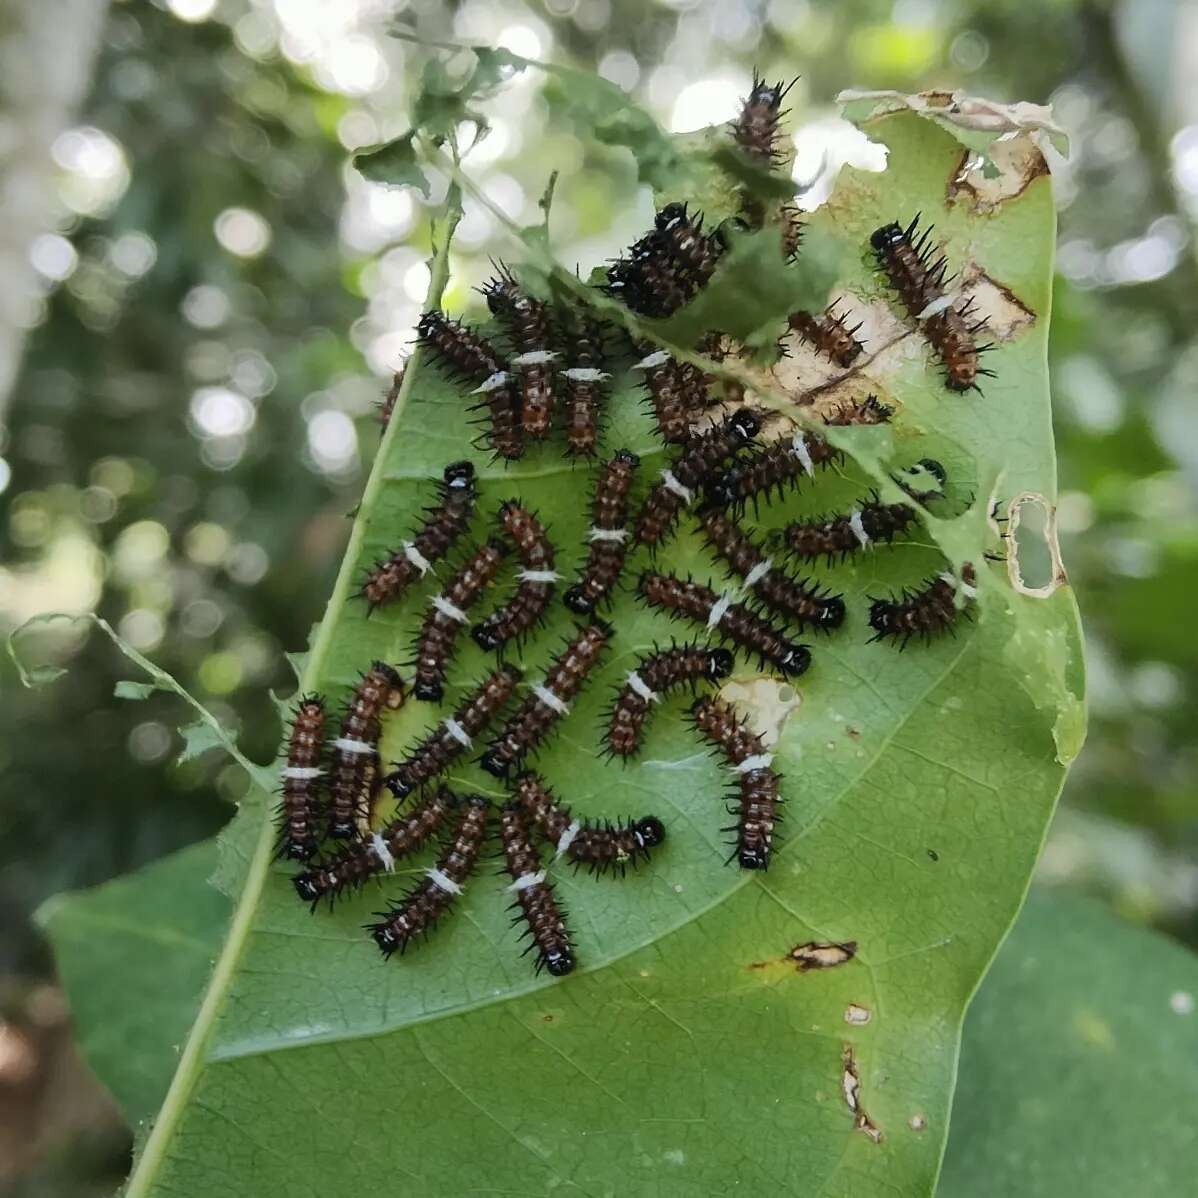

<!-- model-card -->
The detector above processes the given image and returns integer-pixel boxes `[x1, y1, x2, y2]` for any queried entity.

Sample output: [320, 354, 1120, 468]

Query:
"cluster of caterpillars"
[278, 72, 991, 979]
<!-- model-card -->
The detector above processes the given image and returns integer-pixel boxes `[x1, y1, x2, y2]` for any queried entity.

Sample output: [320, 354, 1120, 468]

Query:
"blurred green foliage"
[2, 0, 1197, 1189]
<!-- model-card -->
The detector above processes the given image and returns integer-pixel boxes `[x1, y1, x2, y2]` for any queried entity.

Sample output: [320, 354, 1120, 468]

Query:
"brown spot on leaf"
[842, 1045, 883, 1142]
[948, 135, 1050, 212]
[789, 940, 858, 972]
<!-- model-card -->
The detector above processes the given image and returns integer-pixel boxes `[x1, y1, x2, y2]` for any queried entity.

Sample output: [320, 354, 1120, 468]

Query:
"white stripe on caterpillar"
[333, 737, 376, 756]
[633, 349, 671, 370]
[790, 434, 815, 476]
[917, 294, 955, 321]
[532, 684, 569, 715]
[555, 820, 582, 858]
[444, 718, 471, 748]
[518, 569, 561, 583]
[511, 349, 558, 366]
[471, 371, 512, 394]
[431, 594, 469, 623]
[735, 753, 774, 773]
[743, 559, 772, 589]
[425, 867, 463, 895]
[370, 833, 396, 872]
[508, 869, 547, 892]
[707, 593, 733, 629]
[660, 469, 693, 504]
[281, 766, 324, 780]
[587, 527, 628, 543]
[561, 367, 611, 382]
[848, 509, 871, 549]
[625, 671, 659, 703]
[403, 542, 432, 574]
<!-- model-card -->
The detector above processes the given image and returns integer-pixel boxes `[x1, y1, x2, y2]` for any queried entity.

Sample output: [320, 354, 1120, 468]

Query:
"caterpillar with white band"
[425, 867, 463, 895]
[370, 833, 396, 872]
[281, 765, 324, 781]
[625, 671, 658, 703]
[660, 469, 694, 504]
[403, 542, 432, 574]
[366, 797, 489, 958]
[431, 594, 469, 624]
[532, 684, 570, 715]
[587, 526, 628, 543]
[333, 737, 376, 756]
[277, 694, 327, 861]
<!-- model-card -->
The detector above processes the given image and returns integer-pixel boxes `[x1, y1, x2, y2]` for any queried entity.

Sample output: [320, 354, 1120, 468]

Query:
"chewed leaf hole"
[1005, 491, 1066, 598]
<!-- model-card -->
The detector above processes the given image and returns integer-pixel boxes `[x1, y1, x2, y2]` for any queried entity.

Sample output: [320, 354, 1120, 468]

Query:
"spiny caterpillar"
[699, 508, 845, 630]
[472, 503, 557, 651]
[638, 572, 811, 677]
[293, 791, 449, 906]
[327, 662, 404, 840]
[514, 773, 666, 874]
[634, 409, 761, 548]
[604, 642, 734, 758]
[870, 217, 996, 393]
[412, 540, 507, 701]
[385, 666, 522, 799]
[823, 395, 893, 426]
[560, 302, 609, 458]
[633, 348, 707, 445]
[564, 449, 639, 614]
[482, 266, 557, 439]
[481, 623, 611, 777]
[691, 696, 783, 871]
[788, 303, 865, 368]
[868, 562, 978, 646]
[277, 696, 326, 862]
[706, 429, 840, 510]
[606, 204, 723, 318]
[733, 73, 792, 165]
[499, 801, 575, 975]
[368, 796, 490, 957]
[782, 460, 946, 563]
[416, 310, 523, 460]
[358, 461, 477, 612]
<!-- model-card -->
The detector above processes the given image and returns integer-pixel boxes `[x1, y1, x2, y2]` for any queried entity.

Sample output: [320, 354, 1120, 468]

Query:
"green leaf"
[942, 890, 1198, 1197]
[37, 840, 229, 1131]
[115, 680, 159, 701]
[53, 97, 1081, 1198]
[352, 131, 430, 195]
[176, 721, 225, 765]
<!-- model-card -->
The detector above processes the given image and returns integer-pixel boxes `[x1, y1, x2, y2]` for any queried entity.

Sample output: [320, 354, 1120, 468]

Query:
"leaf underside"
[50, 98, 1082, 1198]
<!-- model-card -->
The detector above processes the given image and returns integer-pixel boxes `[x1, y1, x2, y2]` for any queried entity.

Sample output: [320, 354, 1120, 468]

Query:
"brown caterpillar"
[606, 205, 723, 318]
[499, 801, 575, 976]
[788, 303, 865, 368]
[603, 642, 734, 758]
[868, 563, 977, 647]
[385, 665, 522, 799]
[733, 73, 792, 165]
[326, 662, 405, 840]
[514, 773, 666, 874]
[633, 348, 705, 444]
[358, 461, 477, 612]
[416, 309, 523, 460]
[368, 796, 490, 957]
[633, 409, 761, 549]
[276, 696, 326, 861]
[782, 459, 946, 563]
[482, 267, 557, 438]
[564, 449, 640, 614]
[560, 303, 610, 458]
[638, 572, 810, 677]
[706, 430, 840, 509]
[699, 508, 845, 631]
[293, 789, 449, 906]
[378, 365, 404, 431]
[472, 503, 557, 651]
[480, 623, 611, 777]
[412, 540, 507, 701]
[691, 696, 782, 871]
[870, 218, 995, 393]
[823, 395, 893, 426]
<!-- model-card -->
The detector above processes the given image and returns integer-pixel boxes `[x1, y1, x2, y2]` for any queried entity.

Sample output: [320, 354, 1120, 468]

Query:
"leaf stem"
[122, 187, 463, 1198]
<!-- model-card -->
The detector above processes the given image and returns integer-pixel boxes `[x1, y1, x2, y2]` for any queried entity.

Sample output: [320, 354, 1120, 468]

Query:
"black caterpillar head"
[705, 648, 735, 679]
[444, 460, 475, 490]
[634, 816, 667, 849]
